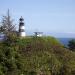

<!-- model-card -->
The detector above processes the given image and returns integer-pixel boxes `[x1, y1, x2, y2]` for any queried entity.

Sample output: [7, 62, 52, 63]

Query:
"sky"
[0, 0, 75, 37]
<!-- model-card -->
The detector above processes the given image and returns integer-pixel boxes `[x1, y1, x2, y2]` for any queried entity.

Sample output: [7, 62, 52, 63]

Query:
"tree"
[0, 10, 16, 36]
[68, 39, 75, 51]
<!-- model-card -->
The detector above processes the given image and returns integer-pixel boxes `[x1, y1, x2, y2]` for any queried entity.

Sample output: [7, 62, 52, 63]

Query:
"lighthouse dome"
[19, 16, 24, 21]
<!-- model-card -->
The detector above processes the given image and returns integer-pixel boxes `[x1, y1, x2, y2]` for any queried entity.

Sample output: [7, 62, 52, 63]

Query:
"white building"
[34, 32, 43, 37]
[19, 17, 26, 37]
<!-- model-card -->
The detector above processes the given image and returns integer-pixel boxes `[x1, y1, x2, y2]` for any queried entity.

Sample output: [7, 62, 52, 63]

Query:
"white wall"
[20, 32, 26, 37]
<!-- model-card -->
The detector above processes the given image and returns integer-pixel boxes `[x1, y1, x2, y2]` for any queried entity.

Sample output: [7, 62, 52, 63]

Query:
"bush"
[68, 39, 75, 51]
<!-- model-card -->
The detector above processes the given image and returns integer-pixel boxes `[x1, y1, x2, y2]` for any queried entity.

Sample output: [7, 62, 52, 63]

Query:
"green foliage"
[0, 36, 75, 75]
[68, 39, 75, 51]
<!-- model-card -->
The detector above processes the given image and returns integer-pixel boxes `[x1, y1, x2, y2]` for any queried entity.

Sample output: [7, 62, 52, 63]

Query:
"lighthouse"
[19, 17, 26, 37]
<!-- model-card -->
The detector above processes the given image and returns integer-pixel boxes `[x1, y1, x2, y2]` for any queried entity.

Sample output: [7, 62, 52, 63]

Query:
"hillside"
[0, 36, 75, 75]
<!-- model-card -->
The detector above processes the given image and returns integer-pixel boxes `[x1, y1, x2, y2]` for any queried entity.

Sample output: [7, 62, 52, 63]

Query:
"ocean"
[57, 38, 75, 47]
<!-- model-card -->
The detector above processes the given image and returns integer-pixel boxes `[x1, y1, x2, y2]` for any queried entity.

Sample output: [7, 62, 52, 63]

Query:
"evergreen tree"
[68, 39, 75, 51]
[0, 10, 16, 36]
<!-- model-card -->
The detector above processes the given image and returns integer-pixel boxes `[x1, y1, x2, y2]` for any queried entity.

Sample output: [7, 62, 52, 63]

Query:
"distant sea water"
[57, 38, 75, 47]
[0, 33, 6, 41]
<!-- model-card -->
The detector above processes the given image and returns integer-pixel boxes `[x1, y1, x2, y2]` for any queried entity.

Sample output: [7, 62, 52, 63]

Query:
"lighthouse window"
[19, 22, 24, 25]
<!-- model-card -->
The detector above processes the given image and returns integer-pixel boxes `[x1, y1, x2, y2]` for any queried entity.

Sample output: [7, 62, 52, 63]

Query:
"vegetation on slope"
[68, 39, 75, 51]
[0, 36, 75, 75]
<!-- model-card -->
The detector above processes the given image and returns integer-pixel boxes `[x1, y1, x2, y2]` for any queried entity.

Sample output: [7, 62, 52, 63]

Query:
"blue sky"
[0, 0, 75, 37]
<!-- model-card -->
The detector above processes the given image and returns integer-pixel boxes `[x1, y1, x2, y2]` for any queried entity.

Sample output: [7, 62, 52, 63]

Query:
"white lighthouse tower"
[19, 17, 26, 37]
